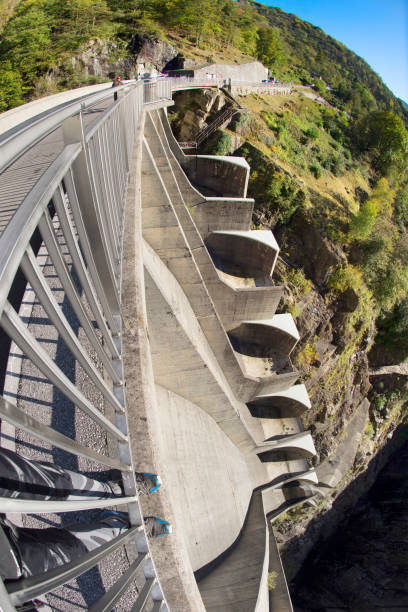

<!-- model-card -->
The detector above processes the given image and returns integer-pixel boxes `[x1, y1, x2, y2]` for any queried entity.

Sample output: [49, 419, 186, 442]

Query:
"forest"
[1, 0, 408, 123]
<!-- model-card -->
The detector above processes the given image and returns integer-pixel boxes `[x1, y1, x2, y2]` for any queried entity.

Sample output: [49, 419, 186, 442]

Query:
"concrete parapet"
[198, 490, 269, 612]
[151, 110, 254, 236]
[190, 197, 254, 237]
[228, 319, 298, 387]
[186, 155, 250, 198]
[207, 281, 284, 331]
[263, 469, 319, 490]
[263, 481, 315, 521]
[248, 384, 311, 418]
[206, 229, 279, 281]
[160, 107, 250, 197]
[256, 431, 317, 461]
[230, 315, 300, 356]
[142, 110, 295, 404]
[267, 523, 294, 612]
[230, 84, 292, 97]
[148, 112, 285, 329]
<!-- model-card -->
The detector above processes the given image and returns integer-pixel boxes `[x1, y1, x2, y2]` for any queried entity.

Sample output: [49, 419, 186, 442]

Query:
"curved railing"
[0, 79, 174, 611]
[0, 75, 295, 610]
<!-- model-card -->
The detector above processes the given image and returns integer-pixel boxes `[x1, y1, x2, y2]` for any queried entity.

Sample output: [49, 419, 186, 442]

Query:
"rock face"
[276, 208, 346, 288]
[69, 39, 133, 78]
[170, 89, 227, 141]
[291, 435, 408, 611]
[45, 36, 180, 88]
[131, 35, 179, 73]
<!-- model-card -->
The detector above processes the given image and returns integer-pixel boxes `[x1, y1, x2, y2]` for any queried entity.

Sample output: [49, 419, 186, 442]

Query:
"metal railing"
[0, 73, 291, 610]
[0, 80, 168, 611]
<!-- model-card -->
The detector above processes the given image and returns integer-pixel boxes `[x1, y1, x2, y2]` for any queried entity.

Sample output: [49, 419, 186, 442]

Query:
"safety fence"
[0, 73, 284, 611]
[0, 80, 169, 612]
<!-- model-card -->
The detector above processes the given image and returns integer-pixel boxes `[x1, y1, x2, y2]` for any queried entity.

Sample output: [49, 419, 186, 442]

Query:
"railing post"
[117, 89, 130, 173]
[62, 113, 121, 319]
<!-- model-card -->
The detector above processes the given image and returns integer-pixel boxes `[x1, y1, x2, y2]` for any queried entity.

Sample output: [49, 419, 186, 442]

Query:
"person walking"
[112, 75, 121, 100]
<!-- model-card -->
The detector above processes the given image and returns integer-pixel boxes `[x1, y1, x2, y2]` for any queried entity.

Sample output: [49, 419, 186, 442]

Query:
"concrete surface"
[257, 431, 317, 462]
[198, 490, 269, 612]
[192, 62, 268, 83]
[154, 385, 254, 571]
[206, 229, 279, 279]
[138, 102, 319, 610]
[120, 110, 206, 611]
[150, 110, 285, 330]
[229, 315, 300, 356]
[248, 385, 311, 419]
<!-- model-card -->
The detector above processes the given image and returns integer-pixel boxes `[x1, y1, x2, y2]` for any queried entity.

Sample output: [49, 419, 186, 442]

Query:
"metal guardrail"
[0, 80, 170, 611]
[0, 73, 290, 610]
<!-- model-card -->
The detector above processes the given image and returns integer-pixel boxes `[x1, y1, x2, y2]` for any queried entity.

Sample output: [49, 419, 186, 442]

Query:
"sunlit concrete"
[248, 384, 311, 418]
[206, 229, 279, 281]
[256, 431, 317, 461]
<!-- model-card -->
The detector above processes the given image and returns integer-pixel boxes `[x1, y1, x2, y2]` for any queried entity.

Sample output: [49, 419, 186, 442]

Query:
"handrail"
[0, 77, 170, 612]
[0, 81, 141, 173]
[0, 73, 294, 611]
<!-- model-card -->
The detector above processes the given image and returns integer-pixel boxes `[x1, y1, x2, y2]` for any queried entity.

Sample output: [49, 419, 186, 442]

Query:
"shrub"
[331, 154, 346, 176]
[304, 126, 319, 141]
[268, 571, 278, 590]
[309, 163, 322, 179]
[295, 340, 318, 367]
[330, 126, 343, 143]
[349, 178, 394, 241]
[0, 61, 23, 111]
[328, 265, 362, 293]
[287, 268, 312, 295]
[228, 111, 250, 132]
[200, 130, 232, 155]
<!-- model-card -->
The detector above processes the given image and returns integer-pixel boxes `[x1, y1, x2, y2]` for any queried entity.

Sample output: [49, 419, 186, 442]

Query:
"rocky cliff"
[291, 429, 408, 611]
[169, 85, 408, 607]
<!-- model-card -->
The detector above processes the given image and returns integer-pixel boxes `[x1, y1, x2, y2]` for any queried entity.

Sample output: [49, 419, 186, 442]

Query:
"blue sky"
[261, 0, 408, 102]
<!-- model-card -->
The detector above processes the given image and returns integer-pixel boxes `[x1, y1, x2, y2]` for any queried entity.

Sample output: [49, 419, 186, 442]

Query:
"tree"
[349, 178, 394, 241]
[0, 3, 53, 85]
[354, 111, 408, 174]
[0, 62, 23, 111]
[256, 26, 284, 69]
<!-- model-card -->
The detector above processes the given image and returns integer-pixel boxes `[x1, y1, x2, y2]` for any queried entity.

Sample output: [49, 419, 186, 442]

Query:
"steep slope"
[169, 76, 408, 601]
[252, 1, 408, 123]
[1, 0, 407, 128]
[291, 430, 408, 611]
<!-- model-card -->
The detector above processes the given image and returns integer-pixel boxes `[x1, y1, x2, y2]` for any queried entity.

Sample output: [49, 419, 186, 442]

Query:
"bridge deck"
[0, 101, 110, 237]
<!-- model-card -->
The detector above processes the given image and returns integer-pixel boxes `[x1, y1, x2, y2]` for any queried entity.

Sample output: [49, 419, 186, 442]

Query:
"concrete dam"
[0, 74, 318, 611]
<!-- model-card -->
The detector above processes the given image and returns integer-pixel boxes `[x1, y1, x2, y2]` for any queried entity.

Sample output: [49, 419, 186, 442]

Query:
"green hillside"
[0, 0, 407, 126]
[252, 2, 408, 122]
[1, 0, 407, 358]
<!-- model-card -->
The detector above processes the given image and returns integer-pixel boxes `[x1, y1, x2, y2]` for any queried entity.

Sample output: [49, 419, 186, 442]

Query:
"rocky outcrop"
[131, 35, 179, 73]
[291, 434, 408, 611]
[276, 208, 346, 288]
[170, 89, 227, 141]
[69, 39, 134, 77]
